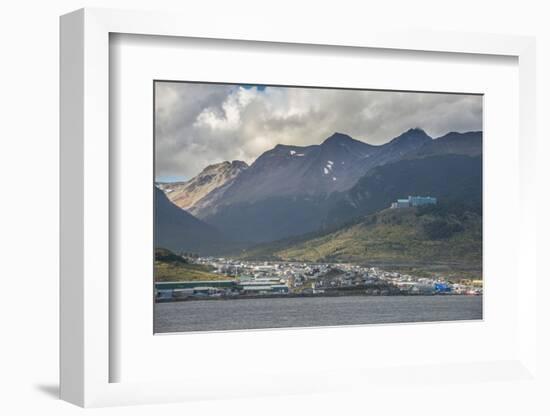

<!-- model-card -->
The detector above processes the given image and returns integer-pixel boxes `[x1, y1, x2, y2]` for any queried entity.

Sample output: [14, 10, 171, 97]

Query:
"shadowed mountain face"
[323, 132, 482, 227]
[196, 129, 433, 242]
[156, 129, 482, 246]
[407, 131, 482, 159]
[326, 154, 482, 226]
[209, 133, 377, 206]
[154, 187, 230, 255]
[201, 130, 431, 210]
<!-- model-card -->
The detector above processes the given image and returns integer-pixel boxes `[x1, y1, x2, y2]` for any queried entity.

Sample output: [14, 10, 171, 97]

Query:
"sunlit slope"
[242, 206, 482, 269]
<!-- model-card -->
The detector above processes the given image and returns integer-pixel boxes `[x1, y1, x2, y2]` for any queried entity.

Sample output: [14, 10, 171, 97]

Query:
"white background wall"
[0, 0, 548, 414]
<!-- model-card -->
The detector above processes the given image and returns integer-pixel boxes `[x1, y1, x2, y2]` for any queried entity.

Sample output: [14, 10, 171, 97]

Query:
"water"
[154, 295, 483, 333]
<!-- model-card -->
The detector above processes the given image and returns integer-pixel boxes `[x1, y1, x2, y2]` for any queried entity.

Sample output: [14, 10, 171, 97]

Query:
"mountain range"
[155, 128, 482, 256]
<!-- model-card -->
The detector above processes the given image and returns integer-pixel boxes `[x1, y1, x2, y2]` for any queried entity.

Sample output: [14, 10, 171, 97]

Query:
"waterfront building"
[241, 284, 289, 294]
[434, 282, 452, 293]
[156, 280, 237, 290]
[155, 278, 290, 299]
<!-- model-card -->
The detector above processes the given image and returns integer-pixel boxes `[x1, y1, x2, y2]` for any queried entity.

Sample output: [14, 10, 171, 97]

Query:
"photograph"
[3, 0, 542, 412]
[153, 81, 483, 333]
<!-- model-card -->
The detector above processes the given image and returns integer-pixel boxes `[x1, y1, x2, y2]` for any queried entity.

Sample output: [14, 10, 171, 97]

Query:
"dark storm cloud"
[155, 82, 482, 180]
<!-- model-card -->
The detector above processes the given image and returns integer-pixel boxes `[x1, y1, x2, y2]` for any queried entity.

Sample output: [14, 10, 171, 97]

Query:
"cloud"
[155, 82, 482, 180]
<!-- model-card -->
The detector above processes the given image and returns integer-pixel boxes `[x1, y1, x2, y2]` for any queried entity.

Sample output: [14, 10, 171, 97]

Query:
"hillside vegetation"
[240, 205, 482, 272]
[154, 248, 228, 282]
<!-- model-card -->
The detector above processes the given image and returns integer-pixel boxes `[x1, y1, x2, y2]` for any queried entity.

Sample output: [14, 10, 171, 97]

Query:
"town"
[155, 257, 483, 301]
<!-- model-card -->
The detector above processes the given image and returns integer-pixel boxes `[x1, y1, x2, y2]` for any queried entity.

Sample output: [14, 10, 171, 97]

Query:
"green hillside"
[154, 248, 228, 282]
[240, 205, 482, 275]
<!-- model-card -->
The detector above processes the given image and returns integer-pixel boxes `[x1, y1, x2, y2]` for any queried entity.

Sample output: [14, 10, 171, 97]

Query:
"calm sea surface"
[154, 295, 483, 333]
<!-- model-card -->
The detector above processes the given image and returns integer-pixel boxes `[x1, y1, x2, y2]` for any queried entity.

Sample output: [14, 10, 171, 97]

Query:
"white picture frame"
[60, 7, 538, 408]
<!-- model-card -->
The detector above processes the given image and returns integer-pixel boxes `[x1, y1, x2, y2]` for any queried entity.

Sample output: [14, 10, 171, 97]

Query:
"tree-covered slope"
[240, 205, 482, 271]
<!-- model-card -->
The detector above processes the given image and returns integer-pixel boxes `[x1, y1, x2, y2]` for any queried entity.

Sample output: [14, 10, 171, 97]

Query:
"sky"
[155, 82, 482, 182]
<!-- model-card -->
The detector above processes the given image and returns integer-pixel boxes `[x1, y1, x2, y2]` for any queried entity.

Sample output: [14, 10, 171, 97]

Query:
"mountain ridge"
[196, 129, 446, 241]
[158, 160, 248, 212]
[157, 128, 482, 246]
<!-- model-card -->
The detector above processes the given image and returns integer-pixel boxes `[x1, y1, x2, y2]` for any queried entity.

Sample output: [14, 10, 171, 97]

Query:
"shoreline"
[155, 292, 481, 303]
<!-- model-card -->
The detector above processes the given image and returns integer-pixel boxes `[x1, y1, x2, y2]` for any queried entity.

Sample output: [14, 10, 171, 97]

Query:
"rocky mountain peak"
[388, 128, 431, 145]
[159, 159, 248, 211]
[322, 132, 358, 145]
[230, 160, 249, 169]
[202, 160, 248, 173]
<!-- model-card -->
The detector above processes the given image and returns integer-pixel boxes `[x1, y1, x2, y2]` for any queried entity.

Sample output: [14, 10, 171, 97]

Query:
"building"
[155, 280, 239, 299]
[434, 282, 452, 293]
[155, 280, 237, 290]
[409, 196, 437, 206]
[155, 279, 289, 299]
[241, 284, 289, 294]
[391, 199, 411, 209]
[390, 195, 437, 209]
